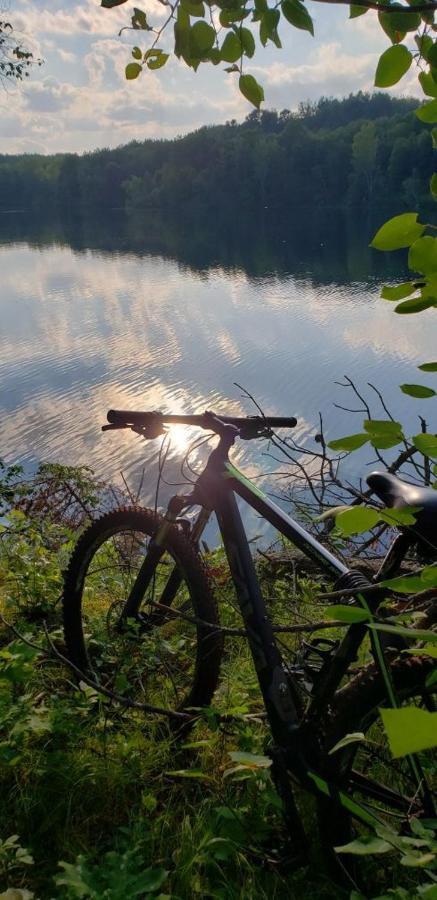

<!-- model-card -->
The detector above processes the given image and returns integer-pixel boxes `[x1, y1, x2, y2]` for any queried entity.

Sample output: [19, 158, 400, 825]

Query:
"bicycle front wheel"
[62, 507, 223, 716]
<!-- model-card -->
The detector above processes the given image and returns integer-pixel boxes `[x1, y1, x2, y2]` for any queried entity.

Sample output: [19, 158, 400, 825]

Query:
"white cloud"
[2, 0, 423, 153]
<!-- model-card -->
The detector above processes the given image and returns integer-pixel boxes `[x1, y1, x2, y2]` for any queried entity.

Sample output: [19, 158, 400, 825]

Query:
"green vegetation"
[0, 94, 433, 218]
[101, 0, 437, 113]
[1, 462, 436, 899]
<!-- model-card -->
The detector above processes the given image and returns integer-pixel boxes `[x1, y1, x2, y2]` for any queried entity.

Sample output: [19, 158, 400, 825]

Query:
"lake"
[1, 208, 435, 530]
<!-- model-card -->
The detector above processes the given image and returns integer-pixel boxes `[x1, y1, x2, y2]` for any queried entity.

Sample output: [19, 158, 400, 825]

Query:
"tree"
[0, 20, 41, 82]
[350, 122, 378, 203]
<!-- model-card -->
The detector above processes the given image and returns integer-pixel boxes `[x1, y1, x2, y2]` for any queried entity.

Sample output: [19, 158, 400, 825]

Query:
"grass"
[0, 503, 435, 899]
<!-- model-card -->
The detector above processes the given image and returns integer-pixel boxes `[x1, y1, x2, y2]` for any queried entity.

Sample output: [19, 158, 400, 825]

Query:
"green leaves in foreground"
[380, 706, 437, 757]
[326, 604, 370, 623]
[328, 419, 405, 455]
[382, 562, 437, 593]
[370, 213, 425, 251]
[281, 0, 314, 35]
[239, 74, 264, 108]
[400, 383, 436, 399]
[125, 48, 169, 80]
[334, 504, 419, 536]
[412, 433, 437, 457]
[374, 45, 412, 88]
[372, 215, 437, 319]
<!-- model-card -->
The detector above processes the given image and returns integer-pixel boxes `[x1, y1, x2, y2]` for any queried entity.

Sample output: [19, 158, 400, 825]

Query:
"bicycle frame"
[144, 438, 429, 832]
[129, 428, 434, 835]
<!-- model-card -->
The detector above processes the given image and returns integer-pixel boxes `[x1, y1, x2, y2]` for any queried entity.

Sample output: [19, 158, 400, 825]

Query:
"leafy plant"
[55, 849, 167, 899]
[338, 819, 437, 899]
[102, 0, 437, 113]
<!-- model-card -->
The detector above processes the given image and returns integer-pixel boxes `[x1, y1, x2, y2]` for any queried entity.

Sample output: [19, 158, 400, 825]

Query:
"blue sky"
[3, 0, 420, 154]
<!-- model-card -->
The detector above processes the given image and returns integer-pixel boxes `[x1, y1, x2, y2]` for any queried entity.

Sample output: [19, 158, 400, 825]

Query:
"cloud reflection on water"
[1, 219, 435, 515]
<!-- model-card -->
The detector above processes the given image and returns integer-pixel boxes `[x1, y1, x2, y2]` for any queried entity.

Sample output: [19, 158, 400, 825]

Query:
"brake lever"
[102, 422, 166, 439]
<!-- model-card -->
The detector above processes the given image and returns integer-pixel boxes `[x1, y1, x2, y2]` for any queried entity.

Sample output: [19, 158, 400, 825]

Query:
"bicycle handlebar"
[105, 409, 297, 439]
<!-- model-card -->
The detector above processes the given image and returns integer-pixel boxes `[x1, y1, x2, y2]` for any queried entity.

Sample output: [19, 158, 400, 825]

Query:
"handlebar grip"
[107, 409, 161, 425]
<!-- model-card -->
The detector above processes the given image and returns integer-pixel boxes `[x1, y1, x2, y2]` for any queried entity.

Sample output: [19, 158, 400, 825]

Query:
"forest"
[0, 92, 434, 217]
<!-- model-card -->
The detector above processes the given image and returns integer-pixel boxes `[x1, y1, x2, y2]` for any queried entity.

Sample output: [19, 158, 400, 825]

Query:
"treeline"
[0, 92, 434, 215]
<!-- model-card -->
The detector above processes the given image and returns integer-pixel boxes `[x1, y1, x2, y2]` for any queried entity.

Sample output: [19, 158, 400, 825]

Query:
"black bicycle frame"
[140, 435, 433, 826]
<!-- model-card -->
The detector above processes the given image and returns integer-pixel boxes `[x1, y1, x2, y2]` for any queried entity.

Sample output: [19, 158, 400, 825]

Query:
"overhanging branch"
[311, 0, 437, 12]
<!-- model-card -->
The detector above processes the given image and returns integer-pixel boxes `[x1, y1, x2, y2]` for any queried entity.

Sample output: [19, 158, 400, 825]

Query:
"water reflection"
[1, 208, 435, 515]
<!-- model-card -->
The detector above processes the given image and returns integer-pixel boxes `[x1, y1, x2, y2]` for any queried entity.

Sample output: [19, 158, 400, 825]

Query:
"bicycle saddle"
[367, 470, 437, 551]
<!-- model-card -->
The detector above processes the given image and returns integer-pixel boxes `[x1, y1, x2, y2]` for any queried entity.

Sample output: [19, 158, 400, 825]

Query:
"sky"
[2, 0, 421, 154]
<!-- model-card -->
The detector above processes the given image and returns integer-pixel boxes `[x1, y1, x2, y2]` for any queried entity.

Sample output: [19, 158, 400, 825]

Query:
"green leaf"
[371, 435, 405, 449]
[181, 0, 205, 15]
[239, 74, 264, 108]
[428, 555, 437, 579]
[419, 361, 437, 372]
[415, 33, 433, 59]
[431, 173, 437, 197]
[166, 768, 213, 780]
[327, 433, 369, 452]
[219, 8, 248, 24]
[381, 282, 416, 301]
[349, 4, 368, 16]
[241, 27, 256, 58]
[326, 604, 370, 623]
[125, 62, 142, 79]
[221, 32, 242, 63]
[400, 850, 436, 867]
[374, 45, 412, 88]
[335, 506, 382, 536]
[408, 644, 437, 659]
[132, 7, 150, 29]
[335, 836, 393, 855]
[378, 7, 419, 43]
[135, 867, 168, 893]
[363, 419, 403, 436]
[147, 52, 169, 69]
[419, 71, 437, 98]
[380, 506, 420, 526]
[363, 419, 404, 449]
[426, 669, 437, 688]
[370, 623, 437, 641]
[409, 236, 437, 275]
[381, 574, 426, 594]
[400, 383, 436, 398]
[132, 46, 142, 59]
[370, 213, 425, 251]
[208, 48, 221, 64]
[190, 21, 215, 54]
[416, 99, 437, 123]
[379, 706, 437, 757]
[413, 432, 437, 457]
[229, 751, 272, 768]
[395, 295, 436, 314]
[259, 8, 280, 45]
[281, 0, 314, 35]
[328, 732, 366, 754]
[101, 0, 129, 6]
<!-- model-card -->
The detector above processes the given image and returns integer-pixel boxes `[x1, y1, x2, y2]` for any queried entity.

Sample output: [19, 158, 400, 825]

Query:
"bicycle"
[62, 408, 437, 865]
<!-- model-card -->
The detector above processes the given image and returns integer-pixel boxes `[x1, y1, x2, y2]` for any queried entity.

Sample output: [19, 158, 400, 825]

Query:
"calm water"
[1, 209, 435, 523]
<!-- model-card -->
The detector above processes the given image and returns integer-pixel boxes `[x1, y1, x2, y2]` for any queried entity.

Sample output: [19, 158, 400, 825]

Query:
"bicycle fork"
[121, 502, 211, 626]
